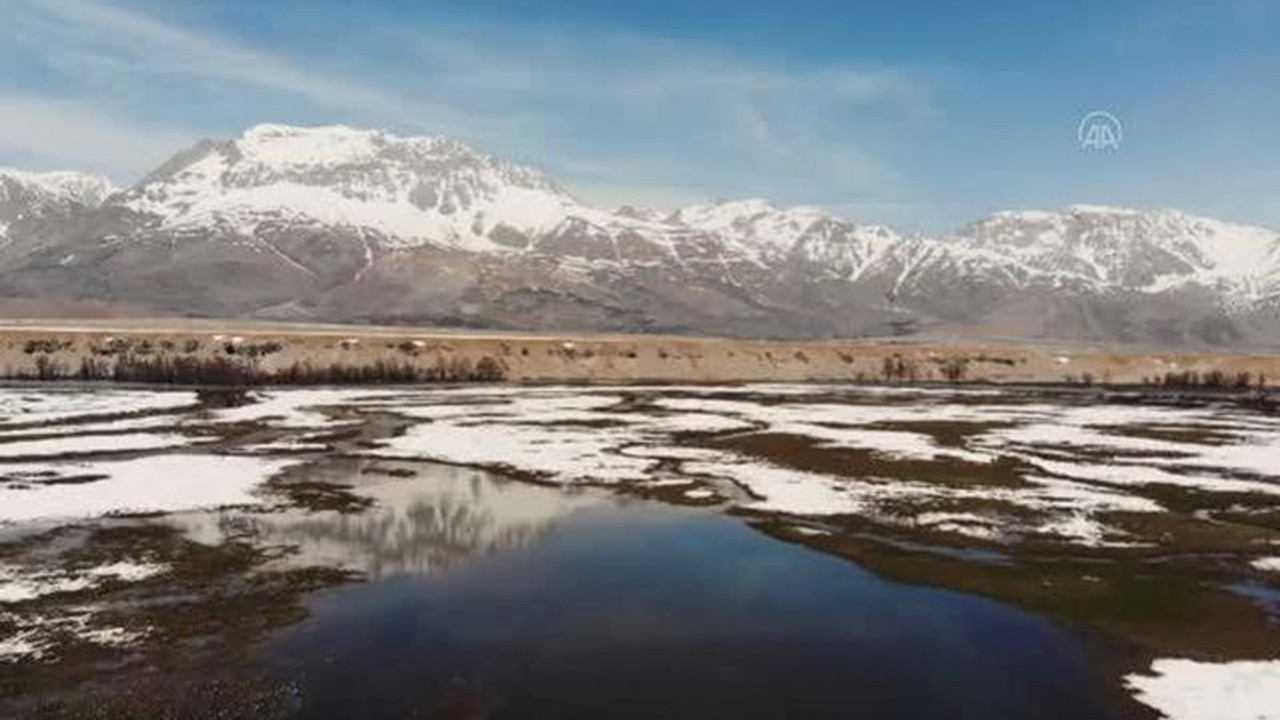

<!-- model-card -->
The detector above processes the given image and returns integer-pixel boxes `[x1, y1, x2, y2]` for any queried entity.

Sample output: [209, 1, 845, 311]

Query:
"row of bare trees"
[9, 354, 506, 385]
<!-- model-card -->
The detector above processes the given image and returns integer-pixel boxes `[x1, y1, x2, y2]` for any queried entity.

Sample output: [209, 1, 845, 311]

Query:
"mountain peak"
[120, 124, 580, 248]
[1066, 204, 1144, 216]
[671, 198, 849, 258]
[234, 124, 484, 169]
[236, 123, 393, 167]
[952, 205, 1280, 298]
[673, 198, 836, 229]
[0, 168, 116, 208]
[615, 205, 672, 223]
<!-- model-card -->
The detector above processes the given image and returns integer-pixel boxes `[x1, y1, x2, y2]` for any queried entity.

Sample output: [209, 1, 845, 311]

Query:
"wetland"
[1, 383, 1278, 719]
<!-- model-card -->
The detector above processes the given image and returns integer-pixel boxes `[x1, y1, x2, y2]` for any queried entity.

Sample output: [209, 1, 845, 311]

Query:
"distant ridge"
[0, 124, 1277, 347]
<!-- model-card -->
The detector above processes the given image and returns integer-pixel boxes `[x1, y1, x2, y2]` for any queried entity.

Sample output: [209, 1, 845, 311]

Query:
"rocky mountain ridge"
[1, 124, 1277, 347]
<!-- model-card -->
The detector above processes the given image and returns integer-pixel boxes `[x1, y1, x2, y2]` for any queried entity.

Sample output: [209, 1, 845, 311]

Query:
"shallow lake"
[262, 473, 1116, 720]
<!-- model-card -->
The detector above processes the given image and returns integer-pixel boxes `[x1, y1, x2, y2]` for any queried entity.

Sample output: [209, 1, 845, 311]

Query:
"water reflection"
[174, 462, 603, 579]
[261, 503, 1120, 720]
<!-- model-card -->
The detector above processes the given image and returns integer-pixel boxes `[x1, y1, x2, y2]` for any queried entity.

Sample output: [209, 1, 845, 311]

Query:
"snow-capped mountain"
[672, 198, 903, 280]
[949, 206, 1280, 304]
[0, 168, 115, 243]
[0, 168, 115, 209]
[113, 125, 774, 275]
[120, 124, 593, 251]
[1, 124, 1278, 347]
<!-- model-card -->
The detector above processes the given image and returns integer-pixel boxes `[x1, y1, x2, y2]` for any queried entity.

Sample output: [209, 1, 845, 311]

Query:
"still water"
[260, 474, 1117, 720]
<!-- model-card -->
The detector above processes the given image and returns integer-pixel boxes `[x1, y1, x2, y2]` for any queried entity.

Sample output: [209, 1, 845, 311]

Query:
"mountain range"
[2, 123, 1278, 347]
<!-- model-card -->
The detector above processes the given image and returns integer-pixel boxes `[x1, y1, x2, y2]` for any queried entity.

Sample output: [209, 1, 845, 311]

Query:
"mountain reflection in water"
[173, 461, 603, 579]
[245, 474, 1118, 720]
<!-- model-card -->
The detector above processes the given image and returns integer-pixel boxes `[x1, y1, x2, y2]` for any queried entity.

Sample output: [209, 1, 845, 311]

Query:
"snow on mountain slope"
[0, 169, 116, 244]
[943, 206, 1280, 305]
[7, 123, 1280, 344]
[111, 124, 1280, 309]
[670, 198, 902, 279]
[614, 206, 673, 224]
[674, 199, 830, 256]
[119, 124, 619, 251]
[0, 169, 116, 209]
[112, 125, 780, 277]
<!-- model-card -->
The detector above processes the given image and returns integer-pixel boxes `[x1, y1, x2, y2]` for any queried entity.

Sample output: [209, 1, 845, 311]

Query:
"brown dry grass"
[0, 318, 1279, 385]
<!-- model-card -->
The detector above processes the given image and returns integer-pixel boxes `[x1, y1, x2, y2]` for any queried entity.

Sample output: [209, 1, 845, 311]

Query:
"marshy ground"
[0, 382, 1277, 719]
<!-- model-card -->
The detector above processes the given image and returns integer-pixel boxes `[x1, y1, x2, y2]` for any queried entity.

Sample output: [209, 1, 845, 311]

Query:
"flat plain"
[0, 320, 1278, 720]
[2, 319, 1280, 386]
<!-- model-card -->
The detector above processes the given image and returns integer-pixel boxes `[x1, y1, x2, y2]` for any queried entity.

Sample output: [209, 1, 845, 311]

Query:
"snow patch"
[0, 432, 201, 458]
[201, 389, 399, 429]
[0, 389, 197, 427]
[1252, 557, 1280, 573]
[0, 609, 149, 663]
[0, 454, 300, 524]
[1126, 658, 1280, 720]
[0, 561, 167, 603]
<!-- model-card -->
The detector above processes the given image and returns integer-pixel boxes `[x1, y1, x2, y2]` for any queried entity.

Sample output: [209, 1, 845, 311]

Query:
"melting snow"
[0, 454, 300, 524]
[201, 389, 398, 428]
[0, 609, 149, 663]
[348, 385, 1268, 548]
[0, 432, 201, 458]
[0, 389, 197, 427]
[2, 385, 1277, 554]
[1126, 658, 1280, 720]
[1252, 557, 1280, 573]
[0, 561, 167, 603]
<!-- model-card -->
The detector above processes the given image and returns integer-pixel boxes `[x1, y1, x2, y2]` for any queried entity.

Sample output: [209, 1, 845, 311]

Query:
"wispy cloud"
[2, 0, 480, 131]
[0, 0, 929, 213]
[2, 0, 1276, 231]
[0, 94, 202, 180]
[391, 26, 928, 207]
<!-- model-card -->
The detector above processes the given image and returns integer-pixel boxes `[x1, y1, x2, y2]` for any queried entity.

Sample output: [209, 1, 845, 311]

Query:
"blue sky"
[1, 0, 1277, 231]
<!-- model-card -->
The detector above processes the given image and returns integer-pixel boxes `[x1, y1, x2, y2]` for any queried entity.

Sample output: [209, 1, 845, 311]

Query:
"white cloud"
[4, 0, 477, 131]
[0, 0, 930, 218]
[0, 94, 202, 181]
[387, 26, 928, 208]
